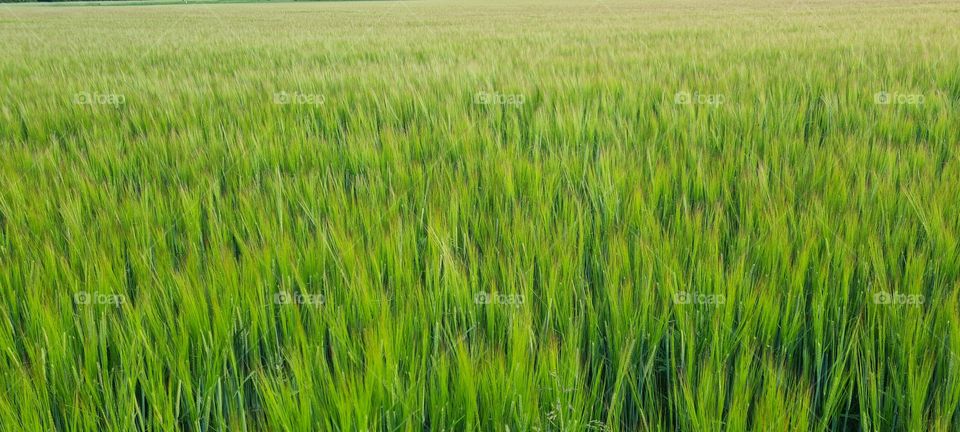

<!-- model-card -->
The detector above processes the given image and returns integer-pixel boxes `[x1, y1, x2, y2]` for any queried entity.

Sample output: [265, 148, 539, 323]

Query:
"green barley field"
[1, 0, 959, 430]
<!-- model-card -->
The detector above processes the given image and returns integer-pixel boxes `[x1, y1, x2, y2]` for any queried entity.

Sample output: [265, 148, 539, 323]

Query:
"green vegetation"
[1, 0, 317, 4]
[1, 0, 958, 430]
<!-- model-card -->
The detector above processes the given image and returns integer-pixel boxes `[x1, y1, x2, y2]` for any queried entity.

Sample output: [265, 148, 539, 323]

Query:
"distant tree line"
[0, 0, 138, 2]
[0, 0, 325, 2]
[0, 0, 123, 2]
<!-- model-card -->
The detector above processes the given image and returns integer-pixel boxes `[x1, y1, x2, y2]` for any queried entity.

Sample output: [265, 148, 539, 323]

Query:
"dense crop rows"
[1, 0, 959, 430]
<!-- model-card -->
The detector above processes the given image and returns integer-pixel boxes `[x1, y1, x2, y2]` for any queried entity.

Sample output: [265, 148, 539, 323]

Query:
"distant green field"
[1, 0, 959, 430]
